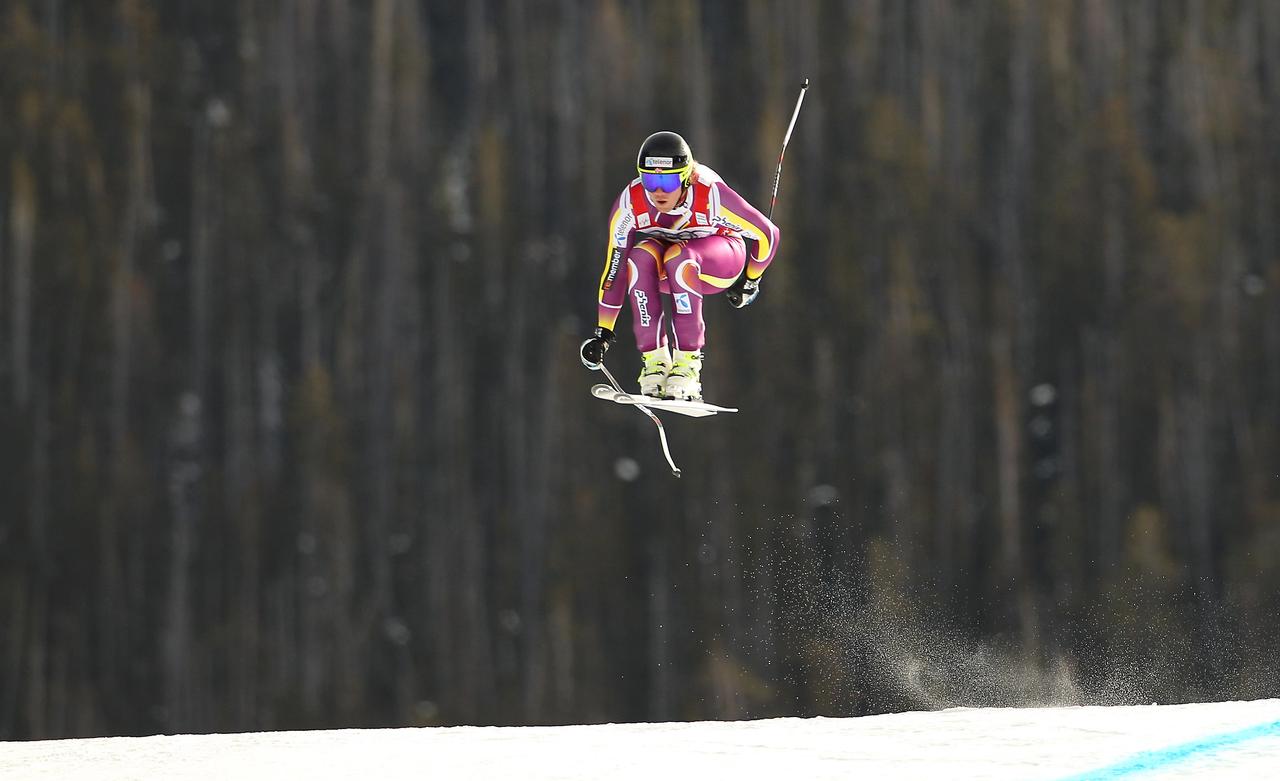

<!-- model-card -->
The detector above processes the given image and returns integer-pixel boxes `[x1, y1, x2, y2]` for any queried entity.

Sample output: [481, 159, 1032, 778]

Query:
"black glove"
[725, 275, 761, 309]
[579, 326, 615, 369]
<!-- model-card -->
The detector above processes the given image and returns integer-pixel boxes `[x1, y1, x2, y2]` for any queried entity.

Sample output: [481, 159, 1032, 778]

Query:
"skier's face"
[650, 185, 683, 213]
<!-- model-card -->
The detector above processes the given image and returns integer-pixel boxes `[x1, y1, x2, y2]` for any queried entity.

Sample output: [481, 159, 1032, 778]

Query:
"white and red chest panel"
[626, 164, 738, 243]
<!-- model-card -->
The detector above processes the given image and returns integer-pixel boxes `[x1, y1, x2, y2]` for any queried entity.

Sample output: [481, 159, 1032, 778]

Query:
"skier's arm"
[713, 182, 780, 280]
[597, 191, 635, 331]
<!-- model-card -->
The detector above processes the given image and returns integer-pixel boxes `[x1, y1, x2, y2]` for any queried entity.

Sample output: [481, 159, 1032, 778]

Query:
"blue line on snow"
[1060, 717, 1280, 780]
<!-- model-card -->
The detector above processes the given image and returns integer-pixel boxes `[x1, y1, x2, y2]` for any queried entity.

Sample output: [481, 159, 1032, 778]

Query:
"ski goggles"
[639, 168, 689, 193]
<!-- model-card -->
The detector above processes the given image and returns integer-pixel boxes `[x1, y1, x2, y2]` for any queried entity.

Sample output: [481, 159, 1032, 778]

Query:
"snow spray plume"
[763, 526, 1219, 713]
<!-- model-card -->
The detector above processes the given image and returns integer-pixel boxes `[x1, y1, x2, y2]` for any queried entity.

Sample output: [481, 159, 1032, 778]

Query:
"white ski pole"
[767, 78, 809, 221]
[729, 78, 808, 308]
[598, 360, 682, 478]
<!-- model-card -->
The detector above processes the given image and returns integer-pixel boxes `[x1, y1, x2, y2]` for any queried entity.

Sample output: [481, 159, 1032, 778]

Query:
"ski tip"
[671, 468, 682, 479]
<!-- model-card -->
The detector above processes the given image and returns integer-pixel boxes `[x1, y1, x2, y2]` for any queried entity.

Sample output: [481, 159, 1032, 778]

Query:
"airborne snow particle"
[614, 457, 641, 482]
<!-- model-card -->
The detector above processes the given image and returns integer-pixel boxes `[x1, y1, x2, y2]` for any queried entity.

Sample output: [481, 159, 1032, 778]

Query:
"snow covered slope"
[3, 699, 1278, 780]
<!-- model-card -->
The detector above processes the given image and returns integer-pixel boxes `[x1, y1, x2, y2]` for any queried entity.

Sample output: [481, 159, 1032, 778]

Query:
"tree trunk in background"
[993, 329, 1035, 655]
[9, 157, 34, 408]
[364, 0, 398, 650]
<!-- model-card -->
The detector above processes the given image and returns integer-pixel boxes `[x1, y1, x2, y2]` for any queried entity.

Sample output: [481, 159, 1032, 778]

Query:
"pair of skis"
[590, 360, 735, 478]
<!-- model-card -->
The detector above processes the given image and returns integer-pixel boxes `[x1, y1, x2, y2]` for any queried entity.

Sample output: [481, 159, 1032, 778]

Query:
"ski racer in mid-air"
[579, 131, 780, 402]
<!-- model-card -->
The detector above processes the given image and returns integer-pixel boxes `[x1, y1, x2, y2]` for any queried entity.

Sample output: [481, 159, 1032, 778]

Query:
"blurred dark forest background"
[2, 0, 1279, 740]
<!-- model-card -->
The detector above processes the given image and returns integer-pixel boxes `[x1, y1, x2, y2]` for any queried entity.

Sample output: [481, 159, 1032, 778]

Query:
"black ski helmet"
[636, 131, 693, 178]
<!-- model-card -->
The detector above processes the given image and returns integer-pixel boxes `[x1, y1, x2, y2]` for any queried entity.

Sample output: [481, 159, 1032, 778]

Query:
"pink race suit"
[595, 164, 780, 352]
